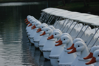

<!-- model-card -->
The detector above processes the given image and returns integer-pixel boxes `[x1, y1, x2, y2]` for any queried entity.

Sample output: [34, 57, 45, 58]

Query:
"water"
[0, 2, 52, 66]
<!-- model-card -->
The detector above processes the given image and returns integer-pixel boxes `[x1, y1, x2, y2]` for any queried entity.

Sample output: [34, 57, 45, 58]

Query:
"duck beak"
[31, 25, 36, 29]
[56, 39, 61, 43]
[37, 28, 42, 33]
[25, 18, 28, 23]
[47, 35, 54, 40]
[67, 44, 74, 50]
[83, 52, 93, 59]
[28, 23, 32, 27]
[25, 21, 28, 23]
[40, 31, 46, 36]
[86, 57, 96, 65]
[55, 39, 62, 46]
[26, 22, 30, 24]
[68, 47, 76, 54]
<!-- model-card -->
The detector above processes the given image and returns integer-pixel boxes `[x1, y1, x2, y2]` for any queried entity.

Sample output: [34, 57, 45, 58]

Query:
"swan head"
[47, 29, 62, 40]
[28, 16, 35, 22]
[36, 23, 48, 33]
[68, 41, 86, 54]
[67, 38, 84, 50]
[29, 17, 37, 23]
[55, 33, 71, 43]
[27, 15, 31, 21]
[40, 25, 55, 36]
[48, 25, 55, 30]
[35, 21, 41, 28]
[29, 19, 34, 23]
[28, 19, 36, 27]
[31, 21, 41, 29]
[31, 22, 35, 26]
[55, 34, 72, 46]
[84, 45, 99, 60]
[25, 15, 35, 24]
[40, 26, 53, 36]
[26, 16, 31, 24]
[86, 49, 99, 65]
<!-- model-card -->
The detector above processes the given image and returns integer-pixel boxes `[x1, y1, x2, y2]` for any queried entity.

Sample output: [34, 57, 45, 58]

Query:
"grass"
[55, 2, 99, 15]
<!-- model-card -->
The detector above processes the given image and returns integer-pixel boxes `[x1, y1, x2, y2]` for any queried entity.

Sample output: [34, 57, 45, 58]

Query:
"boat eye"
[64, 39, 65, 40]
[55, 33, 57, 35]
[98, 55, 99, 57]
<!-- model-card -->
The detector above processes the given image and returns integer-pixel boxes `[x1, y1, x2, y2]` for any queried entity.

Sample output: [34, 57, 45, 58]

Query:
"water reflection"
[28, 45, 52, 66]
[0, 2, 52, 66]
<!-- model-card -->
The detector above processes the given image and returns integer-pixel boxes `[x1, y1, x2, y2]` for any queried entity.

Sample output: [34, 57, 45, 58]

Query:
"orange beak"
[68, 47, 76, 54]
[40, 31, 46, 36]
[28, 23, 32, 27]
[37, 28, 42, 33]
[26, 22, 30, 24]
[25, 20, 28, 23]
[55, 39, 62, 46]
[86, 57, 96, 65]
[31, 25, 36, 29]
[25, 18, 28, 23]
[56, 39, 61, 43]
[67, 44, 74, 50]
[84, 52, 93, 59]
[47, 35, 54, 40]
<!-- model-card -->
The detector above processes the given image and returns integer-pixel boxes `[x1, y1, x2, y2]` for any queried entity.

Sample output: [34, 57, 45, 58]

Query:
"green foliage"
[55, 2, 99, 15]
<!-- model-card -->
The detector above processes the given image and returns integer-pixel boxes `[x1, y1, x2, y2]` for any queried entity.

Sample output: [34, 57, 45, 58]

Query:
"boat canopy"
[42, 8, 99, 26]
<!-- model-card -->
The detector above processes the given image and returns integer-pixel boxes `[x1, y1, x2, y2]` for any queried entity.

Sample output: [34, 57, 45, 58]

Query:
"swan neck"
[66, 41, 73, 48]
[80, 47, 89, 58]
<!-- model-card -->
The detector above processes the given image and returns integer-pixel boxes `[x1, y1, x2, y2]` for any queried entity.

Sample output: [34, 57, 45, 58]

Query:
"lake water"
[0, 2, 53, 66]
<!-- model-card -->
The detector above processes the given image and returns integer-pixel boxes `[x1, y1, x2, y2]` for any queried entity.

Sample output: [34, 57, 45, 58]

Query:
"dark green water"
[0, 2, 52, 66]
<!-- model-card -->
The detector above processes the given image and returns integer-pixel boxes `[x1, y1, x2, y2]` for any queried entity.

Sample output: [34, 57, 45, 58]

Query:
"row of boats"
[25, 8, 99, 66]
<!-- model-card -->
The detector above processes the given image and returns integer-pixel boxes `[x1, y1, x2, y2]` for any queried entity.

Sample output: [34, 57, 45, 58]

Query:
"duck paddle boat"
[28, 21, 41, 44]
[39, 25, 55, 51]
[52, 33, 76, 66]
[85, 49, 99, 66]
[26, 16, 38, 33]
[83, 45, 99, 66]
[68, 39, 94, 66]
[33, 23, 48, 48]
[42, 29, 62, 59]
[49, 33, 75, 66]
